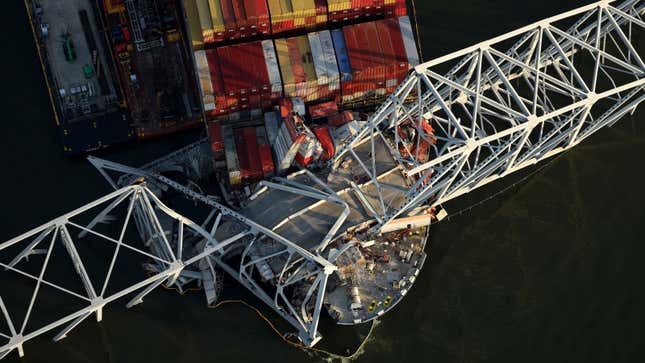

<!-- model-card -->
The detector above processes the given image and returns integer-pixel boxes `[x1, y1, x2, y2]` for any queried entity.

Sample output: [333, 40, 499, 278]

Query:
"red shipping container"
[256, 126, 275, 177]
[256, 0, 270, 31]
[243, 0, 256, 29]
[217, 47, 237, 96]
[205, 49, 225, 95]
[235, 45, 253, 95]
[243, 127, 263, 180]
[220, 0, 237, 32]
[395, 0, 407, 16]
[251, 42, 270, 93]
[328, 110, 355, 126]
[208, 122, 224, 153]
[232, 0, 247, 29]
[309, 101, 338, 119]
[234, 129, 251, 182]
[280, 98, 293, 118]
[312, 126, 335, 161]
[362, 22, 384, 86]
[376, 19, 397, 80]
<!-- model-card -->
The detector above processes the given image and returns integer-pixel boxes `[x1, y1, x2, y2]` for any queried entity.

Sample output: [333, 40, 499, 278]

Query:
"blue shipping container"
[331, 29, 352, 82]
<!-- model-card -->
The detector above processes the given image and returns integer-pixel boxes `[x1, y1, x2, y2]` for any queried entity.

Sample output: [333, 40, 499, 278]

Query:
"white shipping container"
[262, 40, 283, 94]
[398, 17, 420, 67]
[318, 31, 340, 84]
[194, 50, 215, 110]
[308, 32, 329, 86]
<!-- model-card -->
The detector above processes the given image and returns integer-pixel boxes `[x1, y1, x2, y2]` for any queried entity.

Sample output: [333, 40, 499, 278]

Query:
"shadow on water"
[0, 0, 644, 362]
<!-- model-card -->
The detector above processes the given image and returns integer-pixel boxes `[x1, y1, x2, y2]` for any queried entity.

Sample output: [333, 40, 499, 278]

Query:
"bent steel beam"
[332, 0, 645, 231]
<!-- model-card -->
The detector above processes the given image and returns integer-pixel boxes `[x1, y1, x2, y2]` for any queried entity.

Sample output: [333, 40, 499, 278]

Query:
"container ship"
[25, 0, 424, 340]
[26, 0, 417, 155]
[136, 0, 425, 332]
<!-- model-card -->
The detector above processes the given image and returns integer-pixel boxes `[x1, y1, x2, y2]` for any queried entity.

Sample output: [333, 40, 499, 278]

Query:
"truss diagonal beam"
[331, 0, 645, 231]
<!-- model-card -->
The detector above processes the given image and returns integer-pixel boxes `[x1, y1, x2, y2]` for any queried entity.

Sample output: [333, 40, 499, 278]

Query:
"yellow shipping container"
[291, 0, 304, 27]
[279, 0, 293, 23]
[267, 0, 283, 23]
[183, 0, 204, 48]
[296, 36, 316, 82]
[275, 39, 295, 86]
[195, 0, 214, 40]
[302, 0, 316, 18]
[207, 0, 226, 32]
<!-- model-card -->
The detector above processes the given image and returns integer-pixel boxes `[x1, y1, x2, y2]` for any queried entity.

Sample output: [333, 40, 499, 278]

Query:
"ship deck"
[37, 0, 119, 118]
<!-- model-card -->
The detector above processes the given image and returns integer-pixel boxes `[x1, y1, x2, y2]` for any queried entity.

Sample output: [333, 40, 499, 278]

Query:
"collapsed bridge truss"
[1, 0, 644, 359]
[335, 0, 645, 230]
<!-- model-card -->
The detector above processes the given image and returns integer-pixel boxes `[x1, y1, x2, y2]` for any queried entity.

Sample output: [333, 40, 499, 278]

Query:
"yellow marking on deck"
[24, 0, 61, 126]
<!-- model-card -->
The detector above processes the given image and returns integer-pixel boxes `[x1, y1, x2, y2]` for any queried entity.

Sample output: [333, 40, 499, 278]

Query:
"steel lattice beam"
[0, 185, 238, 357]
[332, 0, 645, 231]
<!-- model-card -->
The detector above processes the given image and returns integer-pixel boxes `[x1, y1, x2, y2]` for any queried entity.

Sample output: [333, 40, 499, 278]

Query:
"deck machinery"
[1, 0, 644, 359]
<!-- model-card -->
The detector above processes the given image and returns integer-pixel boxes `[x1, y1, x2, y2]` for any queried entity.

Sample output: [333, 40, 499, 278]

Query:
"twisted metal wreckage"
[1, 0, 644, 358]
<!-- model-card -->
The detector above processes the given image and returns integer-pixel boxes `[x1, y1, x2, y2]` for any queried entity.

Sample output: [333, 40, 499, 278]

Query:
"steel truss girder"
[0, 185, 236, 358]
[86, 157, 336, 346]
[332, 0, 645, 231]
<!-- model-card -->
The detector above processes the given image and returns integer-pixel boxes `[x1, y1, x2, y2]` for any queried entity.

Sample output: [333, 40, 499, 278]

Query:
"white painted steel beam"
[332, 0, 645, 232]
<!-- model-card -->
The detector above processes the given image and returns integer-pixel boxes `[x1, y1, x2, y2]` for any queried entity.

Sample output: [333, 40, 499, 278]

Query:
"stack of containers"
[202, 0, 271, 43]
[327, 0, 408, 24]
[276, 31, 340, 102]
[267, 0, 328, 35]
[203, 40, 282, 118]
[223, 125, 275, 187]
[335, 16, 419, 103]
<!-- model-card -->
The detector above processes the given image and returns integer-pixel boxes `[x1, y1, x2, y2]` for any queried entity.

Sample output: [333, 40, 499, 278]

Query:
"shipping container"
[328, 110, 355, 126]
[223, 125, 241, 185]
[398, 16, 420, 67]
[268, 0, 327, 35]
[256, 126, 275, 177]
[208, 122, 224, 154]
[234, 128, 252, 183]
[204, 41, 281, 118]
[309, 100, 338, 119]
[264, 111, 281, 145]
[328, 0, 407, 24]
[242, 127, 263, 181]
[194, 13, 419, 122]
[331, 29, 352, 82]
[184, 0, 205, 48]
[195, 0, 215, 43]
[195, 50, 216, 112]
[277, 32, 340, 102]
[336, 16, 418, 104]
[207, 0, 226, 42]
[312, 125, 335, 161]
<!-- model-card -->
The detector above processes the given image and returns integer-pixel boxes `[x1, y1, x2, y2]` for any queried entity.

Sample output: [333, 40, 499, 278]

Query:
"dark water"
[1, 1, 644, 362]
